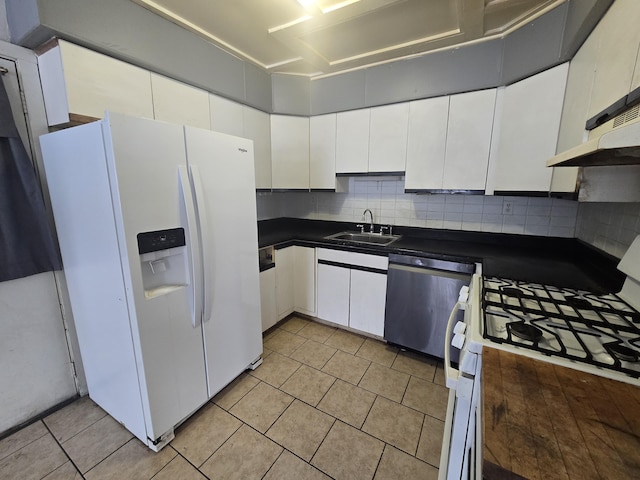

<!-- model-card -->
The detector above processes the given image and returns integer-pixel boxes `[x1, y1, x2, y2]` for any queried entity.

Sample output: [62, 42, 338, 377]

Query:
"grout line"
[80, 437, 135, 478]
[259, 449, 286, 480]
[0, 422, 49, 464]
[359, 393, 378, 431]
[184, 413, 243, 470]
[41, 420, 85, 478]
[372, 443, 388, 480]
[211, 374, 261, 411]
[307, 416, 337, 468]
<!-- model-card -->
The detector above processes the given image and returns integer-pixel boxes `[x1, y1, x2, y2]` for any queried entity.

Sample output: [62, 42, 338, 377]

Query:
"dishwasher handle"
[388, 253, 475, 275]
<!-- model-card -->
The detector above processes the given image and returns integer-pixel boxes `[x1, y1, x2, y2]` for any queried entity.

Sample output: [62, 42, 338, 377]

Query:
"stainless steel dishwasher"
[384, 254, 475, 362]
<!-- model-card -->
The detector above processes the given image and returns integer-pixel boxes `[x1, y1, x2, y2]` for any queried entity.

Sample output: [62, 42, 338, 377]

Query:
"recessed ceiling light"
[297, 0, 360, 14]
[297, 0, 316, 8]
[321, 0, 361, 14]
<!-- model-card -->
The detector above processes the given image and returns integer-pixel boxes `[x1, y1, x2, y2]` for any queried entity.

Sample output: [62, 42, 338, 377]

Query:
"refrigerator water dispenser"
[137, 228, 188, 298]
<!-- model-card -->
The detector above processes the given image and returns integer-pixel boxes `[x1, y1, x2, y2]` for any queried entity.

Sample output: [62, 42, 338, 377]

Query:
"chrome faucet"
[362, 209, 374, 233]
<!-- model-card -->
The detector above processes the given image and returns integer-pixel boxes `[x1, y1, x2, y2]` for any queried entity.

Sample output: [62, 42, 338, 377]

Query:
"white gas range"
[440, 235, 640, 480]
[479, 235, 640, 386]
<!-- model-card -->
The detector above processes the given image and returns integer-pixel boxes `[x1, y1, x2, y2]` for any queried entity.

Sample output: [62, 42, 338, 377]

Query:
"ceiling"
[132, 0, 563, 78]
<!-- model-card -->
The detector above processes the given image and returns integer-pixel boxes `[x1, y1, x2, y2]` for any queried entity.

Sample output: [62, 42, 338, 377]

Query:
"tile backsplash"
[576, 202, 640, 258]
[257, 178, 579, 238]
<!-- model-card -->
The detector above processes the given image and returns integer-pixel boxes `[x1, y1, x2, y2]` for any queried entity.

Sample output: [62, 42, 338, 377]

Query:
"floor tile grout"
[41, 418, 85, 478]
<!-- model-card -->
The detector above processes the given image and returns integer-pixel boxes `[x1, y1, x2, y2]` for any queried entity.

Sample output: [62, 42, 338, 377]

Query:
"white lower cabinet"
[349, 269, 387, 337]
[316, 248, 388, 336]
[260, 268, 277, 332]
[294, 246, 317, 316]
[275, 246, 294, 320]
[317, 263, 351, 327]
[275, 245, 316, 321]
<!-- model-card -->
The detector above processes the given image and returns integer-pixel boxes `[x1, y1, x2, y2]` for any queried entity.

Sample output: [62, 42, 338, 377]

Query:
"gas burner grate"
[482, 277, 640, 379]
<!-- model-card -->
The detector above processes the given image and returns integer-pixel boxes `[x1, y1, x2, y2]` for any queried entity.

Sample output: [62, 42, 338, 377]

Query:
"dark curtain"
[0, 77, 61, 282]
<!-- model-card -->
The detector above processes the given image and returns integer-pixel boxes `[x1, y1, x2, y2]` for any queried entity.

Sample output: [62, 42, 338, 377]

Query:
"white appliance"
[40, 112, 263, 451]
[547, 104, 640, 167]
[481, 236, 640, 386]
[440, 236, 640, 479]
[439, 275, 484, 480]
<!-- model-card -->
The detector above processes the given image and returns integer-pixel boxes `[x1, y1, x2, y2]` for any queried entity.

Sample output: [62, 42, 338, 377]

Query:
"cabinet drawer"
[316, 248, 388, 270]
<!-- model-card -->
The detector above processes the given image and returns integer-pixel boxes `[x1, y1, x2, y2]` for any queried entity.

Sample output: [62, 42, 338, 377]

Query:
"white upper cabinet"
[38, 40, 154, 126]
[368, 103, 410, 173]
[442, 89, 497, 191]
[336, 109, 370, 173]
[404, 96, 449, 191]
[486, 63, 569, 194]
[150, 74, 210, 129]
[310, 114, 337, 190]
[210, 94, 244, 137]
[587, 0, 640, 119]
[271, 115, 310, 189]
[243, 106, 272, 190]
[632, 44, 640, 92]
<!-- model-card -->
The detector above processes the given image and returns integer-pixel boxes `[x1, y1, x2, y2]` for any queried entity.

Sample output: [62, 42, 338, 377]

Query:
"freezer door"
[184, 126, 263, 397]
[105, 113, 208, 441]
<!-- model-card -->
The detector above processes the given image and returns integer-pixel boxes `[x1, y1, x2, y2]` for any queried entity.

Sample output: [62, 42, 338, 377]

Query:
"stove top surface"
[482, 277, 640, 379]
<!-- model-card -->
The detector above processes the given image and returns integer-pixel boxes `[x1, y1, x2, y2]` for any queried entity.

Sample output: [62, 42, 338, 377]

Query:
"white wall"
[0, 40, 79, 435]
[257, 178, 579, 237]
[0, 273, 77, 433]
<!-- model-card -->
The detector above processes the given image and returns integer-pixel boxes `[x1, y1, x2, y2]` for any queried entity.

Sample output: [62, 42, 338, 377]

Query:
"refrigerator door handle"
[178, 165, 203, 328]
[189, 164, 212, 324]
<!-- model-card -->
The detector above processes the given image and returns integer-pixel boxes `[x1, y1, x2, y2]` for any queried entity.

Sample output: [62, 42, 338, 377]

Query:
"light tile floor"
[0, 316, 448, 480]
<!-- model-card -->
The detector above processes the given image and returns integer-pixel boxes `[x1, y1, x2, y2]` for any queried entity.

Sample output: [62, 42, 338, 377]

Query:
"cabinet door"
[349, 269, 387, 337]
[293, 246, 316, 316]
[271, 115, 310, 189]
[632, 44, 640, 93]
[442, 89, 496, 191]
[368, 103, 409, 173]
[487, 63, 568, 193]
[316, 263, 350, 327]
[150, 74, 210, 129]
[310, 114, 337, 190]
[405, 96, 449, 190]
[260, 268, 278, 331]
[210, 95, 244, 137]
[275, 247, 294, 320]
[243, 106, 272, 190]
[587, 0, 640, 120]
[39, 40, 154, 126]
[336, 109, 370, 173]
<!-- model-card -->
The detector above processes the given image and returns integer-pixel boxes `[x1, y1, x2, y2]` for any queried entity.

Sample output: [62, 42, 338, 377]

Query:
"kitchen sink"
[324, 231, 401, 246]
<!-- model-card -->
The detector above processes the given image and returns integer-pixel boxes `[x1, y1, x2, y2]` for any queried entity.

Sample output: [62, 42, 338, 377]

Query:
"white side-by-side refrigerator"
[40, 112, 263, 451]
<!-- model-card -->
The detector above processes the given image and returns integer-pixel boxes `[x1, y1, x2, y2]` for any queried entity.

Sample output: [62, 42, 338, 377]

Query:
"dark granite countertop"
[258, 218, 625, 294]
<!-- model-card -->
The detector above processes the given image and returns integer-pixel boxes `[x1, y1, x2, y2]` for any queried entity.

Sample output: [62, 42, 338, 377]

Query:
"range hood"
[548, 104, 640, 167]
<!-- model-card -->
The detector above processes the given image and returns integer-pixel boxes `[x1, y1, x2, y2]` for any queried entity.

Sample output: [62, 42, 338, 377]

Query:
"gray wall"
[4, 0, 612, 116]
[0, 0, 9, 42]
[6, 0, 273, 112]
